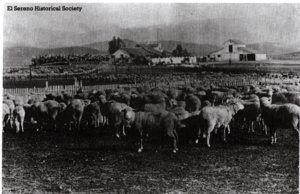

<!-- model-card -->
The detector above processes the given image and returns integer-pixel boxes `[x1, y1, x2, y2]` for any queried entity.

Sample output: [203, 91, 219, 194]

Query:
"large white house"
[208, 39, 267, 61]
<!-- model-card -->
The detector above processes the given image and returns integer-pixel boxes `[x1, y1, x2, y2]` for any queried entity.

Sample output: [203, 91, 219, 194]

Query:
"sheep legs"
[138, 137, 143, 153]
[168, 130, 178, 153]
[270, 128, 277, 144]
[223, 125, 230, 143]
[206, 126, 214, 147]
[248, 121, 254, 133]
[195, 127, 202, 144]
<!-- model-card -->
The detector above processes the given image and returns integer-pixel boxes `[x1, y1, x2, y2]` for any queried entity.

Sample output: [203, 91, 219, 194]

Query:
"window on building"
[229, 45, 233, 53]
[218, 54, 221, 58]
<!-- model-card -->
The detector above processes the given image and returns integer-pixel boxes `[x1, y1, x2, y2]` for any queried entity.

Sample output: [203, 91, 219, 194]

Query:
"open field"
[2, 123, 299, 194]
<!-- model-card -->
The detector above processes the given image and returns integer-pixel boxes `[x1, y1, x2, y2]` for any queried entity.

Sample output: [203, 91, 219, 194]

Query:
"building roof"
[224, 39, 246, 45]
[207, 47, 223, 55]
[139, 41, 159, 47]
[237, 47, 265, 54]
[136, 44, 162, 55]
[118, 47, 154, 56]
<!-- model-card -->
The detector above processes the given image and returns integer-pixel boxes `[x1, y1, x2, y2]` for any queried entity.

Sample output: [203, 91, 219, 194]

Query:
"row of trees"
[172, 44, 190, 57]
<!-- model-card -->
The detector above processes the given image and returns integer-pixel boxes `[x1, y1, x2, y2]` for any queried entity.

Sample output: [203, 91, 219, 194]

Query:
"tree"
[182, 49, 190, 57]
[172, 44, 188, 57]
[176, 45, 183, 56]
[108, 37, 126, 54]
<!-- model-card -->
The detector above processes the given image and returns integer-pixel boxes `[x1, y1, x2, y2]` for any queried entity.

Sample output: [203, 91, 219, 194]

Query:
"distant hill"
[83, 39, 220, 56]
[160, 40, 221, 56]
[83, 39, 138, 51]
[3, 46, 106, 67]
[246, 42, 297, 56]
[269, 51, 300, 61]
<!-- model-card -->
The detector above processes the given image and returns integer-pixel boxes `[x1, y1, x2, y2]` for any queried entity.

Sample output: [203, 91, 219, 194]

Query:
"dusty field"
[2, 123, 299, 194]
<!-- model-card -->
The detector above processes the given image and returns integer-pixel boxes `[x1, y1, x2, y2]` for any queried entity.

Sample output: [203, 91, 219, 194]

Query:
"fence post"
[45, 81, 48, 91]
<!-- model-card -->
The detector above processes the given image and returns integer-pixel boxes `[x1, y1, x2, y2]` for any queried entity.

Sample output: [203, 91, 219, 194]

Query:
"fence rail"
[4, 73, 300, 95]
[1, 79, 268, 95]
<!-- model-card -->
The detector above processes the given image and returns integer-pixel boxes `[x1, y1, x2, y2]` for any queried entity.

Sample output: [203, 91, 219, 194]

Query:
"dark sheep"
[167, 88, 179, 99]
[57, 99, 85, 131]
[29, 100, 62, 131]
[271, 91, 300, 106]
[260, 97, 300, 144]
[3, 103, 10, 131]
[185, 94, 201, 112]
[141, 103, 166, 113]
[81, 101, 103, 129]
[122, 109, 179, 153]
[206, 90, 234, 106]
[130, 94, 166, 111]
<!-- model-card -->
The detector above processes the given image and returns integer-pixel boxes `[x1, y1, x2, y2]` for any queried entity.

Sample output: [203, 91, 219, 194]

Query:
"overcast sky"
[3, 3, 300, 46]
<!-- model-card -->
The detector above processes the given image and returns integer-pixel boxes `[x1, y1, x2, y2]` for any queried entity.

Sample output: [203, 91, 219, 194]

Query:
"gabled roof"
[118, 47, 153, 56]
[237, 47, 265, 54]
[224, 39, 246, 45]
[136, 44, 162, 55]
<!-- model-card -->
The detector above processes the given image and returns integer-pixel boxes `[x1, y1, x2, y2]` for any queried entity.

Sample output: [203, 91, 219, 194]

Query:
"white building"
[113, 47, 153, 58]
[208, 39, 267, 61]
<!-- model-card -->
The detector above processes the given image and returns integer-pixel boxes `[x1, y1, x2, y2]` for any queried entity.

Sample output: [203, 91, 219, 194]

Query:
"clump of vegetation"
[108, 37, 126, 54]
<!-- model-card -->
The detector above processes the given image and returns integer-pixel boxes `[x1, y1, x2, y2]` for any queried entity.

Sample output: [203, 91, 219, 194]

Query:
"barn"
[208, 39, 267, 62]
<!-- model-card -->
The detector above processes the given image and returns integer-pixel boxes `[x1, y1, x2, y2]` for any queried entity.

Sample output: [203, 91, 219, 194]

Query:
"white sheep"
[197, 101, 244, 147]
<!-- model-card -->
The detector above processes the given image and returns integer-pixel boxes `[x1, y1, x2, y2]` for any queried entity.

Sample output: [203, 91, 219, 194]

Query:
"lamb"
[122, 109, 179, 153]
[197, 101, 244, 147]
[260, 97, 300, 144]
[271, 91, 300, 106]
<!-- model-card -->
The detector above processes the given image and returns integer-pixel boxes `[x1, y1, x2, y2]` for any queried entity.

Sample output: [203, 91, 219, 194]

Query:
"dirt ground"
[2, 123, 299, 194]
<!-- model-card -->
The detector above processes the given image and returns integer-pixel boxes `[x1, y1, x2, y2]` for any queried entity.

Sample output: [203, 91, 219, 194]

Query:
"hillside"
[83, 39, 220, 56]
[3, 46, 106, 67]
[246, 42, 297, 56]
[269, 51, 300, 61]
[84, 39, 138, 51]
[160, 40, 221, 56]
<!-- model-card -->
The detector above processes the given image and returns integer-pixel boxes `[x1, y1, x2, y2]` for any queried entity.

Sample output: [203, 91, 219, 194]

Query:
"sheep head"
[231, 101, 244, 114]
[260, 97, 271, 105]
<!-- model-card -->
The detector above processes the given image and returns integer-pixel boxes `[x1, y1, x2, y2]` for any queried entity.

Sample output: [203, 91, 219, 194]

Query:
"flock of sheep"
[3, 79, 300, 153]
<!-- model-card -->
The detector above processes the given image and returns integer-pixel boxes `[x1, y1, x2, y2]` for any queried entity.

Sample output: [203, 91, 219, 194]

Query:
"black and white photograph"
[2, 2, 300, 193]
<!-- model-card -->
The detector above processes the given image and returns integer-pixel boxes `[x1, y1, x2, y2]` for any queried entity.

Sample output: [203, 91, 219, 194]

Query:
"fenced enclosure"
[5, 76, 300, 95]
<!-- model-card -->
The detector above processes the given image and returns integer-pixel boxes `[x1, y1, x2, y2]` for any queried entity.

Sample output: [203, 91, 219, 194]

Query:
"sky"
[3, 3, 300, 47]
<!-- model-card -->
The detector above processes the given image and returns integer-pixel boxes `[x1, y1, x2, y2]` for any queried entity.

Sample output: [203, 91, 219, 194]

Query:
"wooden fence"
[4, 79, 261, 95]
[4, 75, 300, 95]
